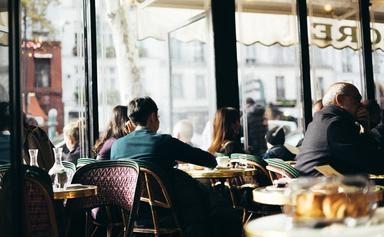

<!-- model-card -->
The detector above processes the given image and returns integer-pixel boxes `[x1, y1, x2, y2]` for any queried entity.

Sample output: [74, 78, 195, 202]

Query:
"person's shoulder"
[110, 135, 129, 150]
[150, 132, 173, 141]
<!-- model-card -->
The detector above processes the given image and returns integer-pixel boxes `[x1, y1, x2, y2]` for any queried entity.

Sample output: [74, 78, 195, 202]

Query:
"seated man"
[295, 82, 384, 176]
[111, 97, 241, 237]
[111, 97, 217, 169]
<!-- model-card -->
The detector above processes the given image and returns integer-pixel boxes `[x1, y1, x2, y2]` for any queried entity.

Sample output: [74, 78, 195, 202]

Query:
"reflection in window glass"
[0, 6, 10, 164]
[236, 0, 303, 153]
[20, 0, 89, 158]
[275, 76, 285, 100]
[371, 0, 384, 107]
[96, 0, 214, 149]
[308, 0, 365, 102]
[0, 3, 9, 232]
[34, 58, 51, 88]
[196, 75, 206, 98]
[172, 74, 184, 99]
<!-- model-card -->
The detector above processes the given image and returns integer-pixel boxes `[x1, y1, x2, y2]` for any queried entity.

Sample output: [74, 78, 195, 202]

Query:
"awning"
[136, 0, 384, 51]
[26, 93, 48, 121]
[137, 6, 205, 41]
[0, 12, 7, 46]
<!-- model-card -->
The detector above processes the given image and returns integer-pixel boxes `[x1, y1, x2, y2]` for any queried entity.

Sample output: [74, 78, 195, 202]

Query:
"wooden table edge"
[53, 185, 98, 200]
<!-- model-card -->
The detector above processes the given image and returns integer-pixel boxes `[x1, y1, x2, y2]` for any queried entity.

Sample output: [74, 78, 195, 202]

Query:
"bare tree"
[21, 0, 60, 40]
[103, 0, 143, 103]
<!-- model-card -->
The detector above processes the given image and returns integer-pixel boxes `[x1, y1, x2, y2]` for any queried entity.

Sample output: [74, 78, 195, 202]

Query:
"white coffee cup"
[216, 156, 230, 168]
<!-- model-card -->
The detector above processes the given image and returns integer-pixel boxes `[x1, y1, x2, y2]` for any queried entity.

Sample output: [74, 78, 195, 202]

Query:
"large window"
[371, 0, 384, 107]
[96, 0, 214, 149]
[0, 1, 9, 165]
[236, 0, 303, 154]
[308, 0, 365, 102]
[0, 0, 9, 231]
[20, 0, 90, 157]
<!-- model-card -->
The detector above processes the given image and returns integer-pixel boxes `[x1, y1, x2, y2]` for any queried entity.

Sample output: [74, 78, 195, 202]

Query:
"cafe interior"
[2, 0, 384, 236]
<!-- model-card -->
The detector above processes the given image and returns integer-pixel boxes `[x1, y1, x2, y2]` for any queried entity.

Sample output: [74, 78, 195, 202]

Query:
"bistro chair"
[133, 161, 182, 237]
[65, 160, 142, 237]
[2, 165, 59, 237]
[229, 153, 271, 186]
[62, 160, 76, 173]
[76, 158, 97, 168]
[264, 158, 301, 181]
[24, 166, 59, 237]
[0, 163, 10, 188]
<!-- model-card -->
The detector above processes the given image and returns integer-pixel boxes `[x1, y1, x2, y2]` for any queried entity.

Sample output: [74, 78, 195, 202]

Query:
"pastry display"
[286, 177, 376, 222]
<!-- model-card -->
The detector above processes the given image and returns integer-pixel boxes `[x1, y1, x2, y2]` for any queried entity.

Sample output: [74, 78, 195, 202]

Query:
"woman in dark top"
[93, 105, 131, 160]
[208, 107, 243, 156]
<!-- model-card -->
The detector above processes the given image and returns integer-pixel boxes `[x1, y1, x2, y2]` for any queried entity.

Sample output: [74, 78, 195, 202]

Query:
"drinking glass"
[28, 149, 39, 167]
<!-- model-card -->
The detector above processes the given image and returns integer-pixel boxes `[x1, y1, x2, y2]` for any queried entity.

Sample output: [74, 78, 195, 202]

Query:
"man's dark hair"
[128, 96, 158, 126]
[0, 102, 10, 131]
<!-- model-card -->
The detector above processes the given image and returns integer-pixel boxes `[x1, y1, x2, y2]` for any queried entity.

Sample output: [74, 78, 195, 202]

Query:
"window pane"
[169, 16, 214, 148]
[308, 0, 365, 101]
[0, 1, 8, 232]
[96, 0, 214, 149]
[236, 0, 303, 155]
[0, 1, 10, 164]
[371, 0, 384, 107]
[20, 0, 90, 160]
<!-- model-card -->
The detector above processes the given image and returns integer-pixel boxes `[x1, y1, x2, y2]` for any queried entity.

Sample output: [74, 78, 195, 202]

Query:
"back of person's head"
[266, 126, 285, 146]
[128, 97, 158, 126]
[93, 105, 129, 154]
[64, 120, 80, 145]
[110, 105, 129, 138]
[322, 82, 359, 106]
[313, 99, 323, 112]
[208, 107, 240, 153]
[173, 120, 194, 144]
[0, 102, 10, 131]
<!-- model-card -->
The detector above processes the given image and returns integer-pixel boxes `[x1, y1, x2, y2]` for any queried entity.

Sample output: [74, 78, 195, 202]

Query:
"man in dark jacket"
[111, 96, 241, 237]
[295, 82, 384, 176]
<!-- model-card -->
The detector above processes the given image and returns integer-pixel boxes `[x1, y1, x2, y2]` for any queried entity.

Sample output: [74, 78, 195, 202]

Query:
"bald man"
[295, 82, 384, 176]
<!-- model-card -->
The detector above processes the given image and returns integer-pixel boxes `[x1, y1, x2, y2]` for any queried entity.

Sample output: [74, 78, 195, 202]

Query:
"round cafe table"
[244, 208, 384, 237]
[184, 168, 256, 179]
[253, 186, 288, 206]
[53, 184, 98, 200]
[181, 167, 256, 207]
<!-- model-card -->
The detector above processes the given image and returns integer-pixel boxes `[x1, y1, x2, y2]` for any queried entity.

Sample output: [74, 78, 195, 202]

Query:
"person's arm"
[170, 137, 217, 168]
[328, 120, 383, 174]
